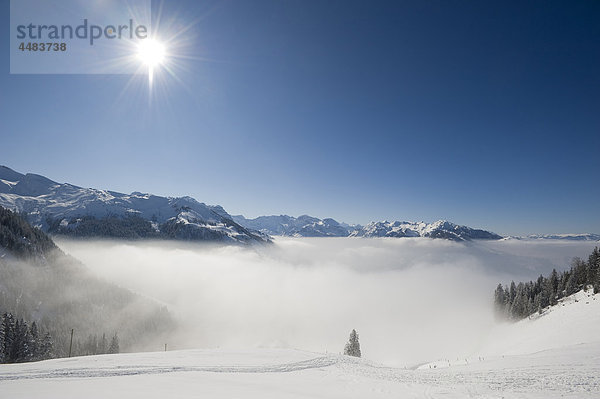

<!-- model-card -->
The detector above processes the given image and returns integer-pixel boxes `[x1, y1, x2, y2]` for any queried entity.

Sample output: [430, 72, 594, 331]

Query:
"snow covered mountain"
[232, 214, 355, 237]
[350, 220, 503, 241]
[8, 165, 588, 244]
[0, 166, 268, 244]
[525, 233, 600, 241]
[500, 233, 600, 242]
[232, 215, 502, 241]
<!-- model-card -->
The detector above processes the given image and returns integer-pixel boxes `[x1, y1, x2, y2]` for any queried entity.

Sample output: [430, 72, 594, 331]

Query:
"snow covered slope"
[0, 166, 267, 244]
[481, 288, 600, 356]
[351, 220, 502, 241]
[2, 289, 599, 398]
[1, 342, 598, 397]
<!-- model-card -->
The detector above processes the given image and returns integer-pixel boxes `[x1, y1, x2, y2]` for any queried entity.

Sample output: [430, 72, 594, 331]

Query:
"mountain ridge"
[0, 166, 268, 244]
[3, 166, 595, 243]
[232, 214, 356, 238]
[233, 215, 503, 241]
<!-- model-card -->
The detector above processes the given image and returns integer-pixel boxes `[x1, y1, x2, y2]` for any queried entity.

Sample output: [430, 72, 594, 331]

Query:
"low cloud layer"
[56, 237, 598, 366]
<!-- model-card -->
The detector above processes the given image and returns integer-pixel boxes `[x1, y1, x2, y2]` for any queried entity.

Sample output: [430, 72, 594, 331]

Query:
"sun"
[137, 38, 167, 88]
[137, 38, 166, 67]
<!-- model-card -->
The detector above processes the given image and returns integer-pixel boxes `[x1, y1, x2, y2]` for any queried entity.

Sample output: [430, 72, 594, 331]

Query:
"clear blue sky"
[1, 0, 599, 235]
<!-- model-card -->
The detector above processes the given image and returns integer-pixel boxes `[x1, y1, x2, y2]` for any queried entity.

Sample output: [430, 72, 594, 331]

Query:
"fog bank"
[56, 237, 598, 366]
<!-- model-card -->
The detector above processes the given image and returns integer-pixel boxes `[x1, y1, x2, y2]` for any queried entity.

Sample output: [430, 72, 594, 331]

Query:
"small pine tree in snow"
[344, 329, 361, 358]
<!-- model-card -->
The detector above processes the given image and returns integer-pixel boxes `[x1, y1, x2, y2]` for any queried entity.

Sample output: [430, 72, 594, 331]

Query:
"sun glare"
[137, 38, 166, 67]
[137, 38, 167, 88]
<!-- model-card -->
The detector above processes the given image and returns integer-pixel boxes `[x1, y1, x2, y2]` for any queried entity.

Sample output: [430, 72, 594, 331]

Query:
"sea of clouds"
[56, 237, 598, 366]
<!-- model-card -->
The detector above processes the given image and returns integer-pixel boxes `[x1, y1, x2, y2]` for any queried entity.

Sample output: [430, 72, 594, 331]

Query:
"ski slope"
[2, 289, 599, 398]
[1, 344, 598, 398]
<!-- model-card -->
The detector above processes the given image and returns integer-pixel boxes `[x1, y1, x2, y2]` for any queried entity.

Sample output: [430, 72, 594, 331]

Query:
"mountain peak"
[0, 165, 25, 182]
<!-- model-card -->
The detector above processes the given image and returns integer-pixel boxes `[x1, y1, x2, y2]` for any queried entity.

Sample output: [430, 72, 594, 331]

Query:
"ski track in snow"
[0, 356, 339, 380]
[1, 346, 598, 397]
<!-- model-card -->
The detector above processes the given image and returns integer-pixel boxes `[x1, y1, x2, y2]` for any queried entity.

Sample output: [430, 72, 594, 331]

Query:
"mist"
[56, 237, 598, 366]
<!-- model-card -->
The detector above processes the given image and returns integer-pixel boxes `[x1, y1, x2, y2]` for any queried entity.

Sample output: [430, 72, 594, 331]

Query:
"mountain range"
[351, 220, 503, 240]
[232, 214, 355, 238]
[233, 215, 503, 241]
[0, 166, 267, 245]
[1, 166, 596, 243]
[504, 234, 600, 242]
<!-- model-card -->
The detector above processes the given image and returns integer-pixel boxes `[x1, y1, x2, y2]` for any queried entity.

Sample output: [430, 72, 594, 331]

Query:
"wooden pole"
[164, 343, 167, 352]
[68, 329, 74, 357]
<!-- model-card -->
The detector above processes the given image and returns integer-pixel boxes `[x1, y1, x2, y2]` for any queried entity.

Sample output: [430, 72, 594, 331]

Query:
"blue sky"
[1, 0, 599, 235]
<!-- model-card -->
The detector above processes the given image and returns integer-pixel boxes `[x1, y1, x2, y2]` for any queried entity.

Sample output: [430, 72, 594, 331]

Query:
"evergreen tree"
[549, 269, 558, 306]
[538, 275, 549, 309]
[589, 247, 600, 293]
[2, 313, 15, 362]
[99, 333, 107, 355]
[572, 257, 587, 287]
[0, 314, 54, 363]
[566, 273, 577, 296]
[512, 283, 526, 318]
[526, 297, 534, 316]
[12, 319, 29, 362]
[557, 273, 566, 299]
[590, 247, 600, 268]
[108, 333, 120, 354]
[493, 284, 507, 317]
[495, 248, 600, 321]
[0, 316, 4, 363]
[343, 329, 361, 358]
[39, 332, 53, 360]
[509, 281, 516, 303]
[533, 293, 541, 315]
[29, 322, 40, 361]
[83, 334, 98, 356]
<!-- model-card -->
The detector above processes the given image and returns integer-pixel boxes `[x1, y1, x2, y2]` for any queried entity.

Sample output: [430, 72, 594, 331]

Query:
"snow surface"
[2, 289, 599, 398]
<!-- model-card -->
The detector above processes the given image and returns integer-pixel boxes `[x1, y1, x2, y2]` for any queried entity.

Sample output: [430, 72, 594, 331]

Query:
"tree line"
[0, 312, 122, 364]
[494, 247, 600, 320]
[1, 313, 53, 363]
[77, 332, 120, 356]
